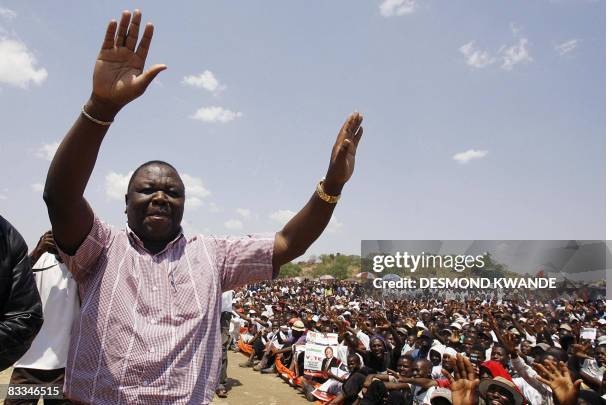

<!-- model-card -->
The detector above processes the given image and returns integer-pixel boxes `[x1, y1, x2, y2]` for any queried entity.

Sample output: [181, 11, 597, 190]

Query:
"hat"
[559, 324, 572, 332]
[396, 327, 408, 335]
[292, 320, 306, 331]
[416, 321, 427, 329]
[249, 310, 257, 314]
[597, 335, 606, 346]
[478, 377, 524, 405]
[429, 387, 452, 403]
[450, 322, 462, 330]
[536, 343, 551, 351]
[597, 318, 607, 325]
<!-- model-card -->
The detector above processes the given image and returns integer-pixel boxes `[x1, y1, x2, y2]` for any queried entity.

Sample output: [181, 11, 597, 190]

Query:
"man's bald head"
[127, 160, 180, 193]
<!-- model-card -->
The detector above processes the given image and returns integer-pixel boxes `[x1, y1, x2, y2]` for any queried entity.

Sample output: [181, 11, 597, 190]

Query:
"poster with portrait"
[304, 331, 339, 371]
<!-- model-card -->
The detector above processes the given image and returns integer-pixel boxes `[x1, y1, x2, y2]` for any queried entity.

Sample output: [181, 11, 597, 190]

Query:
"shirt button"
[152, 286, 158, 291]
[142, 380, 149, 386]
[149, 348, 155, 353]
[150, 318, 157, 324]
[176, 316, 184, 322]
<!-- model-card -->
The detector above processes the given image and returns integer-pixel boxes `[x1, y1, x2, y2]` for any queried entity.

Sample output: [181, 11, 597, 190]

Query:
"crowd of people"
[0, 7, 607, 405]
[227, 279, 606, 405]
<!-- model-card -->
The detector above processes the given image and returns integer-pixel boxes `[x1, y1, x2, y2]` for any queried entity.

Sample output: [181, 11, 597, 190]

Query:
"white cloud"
[105, 171, 132, 200]
[208, 202, 222, 213]
[181, 173, 210, 199]
[555, 39, 579, 56]
[35, 141, 60, 161]
[0, 7, 16, 20]
[379, 0, 418, 17]
[185, 197, 203, 210]
[190, 106, 242, 123]
[181, 173, 211, 210]
[236, 208, 251, 218]
[459, 41, 496, 69]
[31, 183, 44, 192]
[269, 209, 296, 224]
[452, 149, 489, 164]
[500, 38, 532, 70]
[0, 38, 48, 88]
[224, 219, 243, 230]
[182, 70, 225, 93]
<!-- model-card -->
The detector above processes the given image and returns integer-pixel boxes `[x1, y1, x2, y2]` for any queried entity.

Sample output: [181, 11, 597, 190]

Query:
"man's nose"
[151, 190, 168, 203]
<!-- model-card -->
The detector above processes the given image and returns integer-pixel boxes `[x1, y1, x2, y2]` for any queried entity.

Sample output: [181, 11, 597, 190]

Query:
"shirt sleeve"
[57, 215, 112, 282]
[511, 356, 551, 396]
[211, 234, 275, 291]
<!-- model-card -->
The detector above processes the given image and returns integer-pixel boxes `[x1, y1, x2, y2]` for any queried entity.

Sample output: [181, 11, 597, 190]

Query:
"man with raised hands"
[43, 9, 364, 405]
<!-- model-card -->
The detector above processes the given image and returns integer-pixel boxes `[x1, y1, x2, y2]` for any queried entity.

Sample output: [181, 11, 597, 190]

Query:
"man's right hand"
[86, 9, 166, 121]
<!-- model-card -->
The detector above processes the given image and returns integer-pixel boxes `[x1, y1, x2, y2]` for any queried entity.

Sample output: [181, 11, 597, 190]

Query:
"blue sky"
[0, 0, 605, 258]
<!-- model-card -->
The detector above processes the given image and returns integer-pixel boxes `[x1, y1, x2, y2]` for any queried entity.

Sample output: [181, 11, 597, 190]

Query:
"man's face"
[491, 346, 509, 364]
[370, 338, 385, 356]
[413, 360, 432, 378]
[442, 353, 455, 371]
[347, 356, 360, 372]
[595, 346, 606, 367]
[429, 351, 441, 366]
[126, 164, 185, 246]
[485, 384, 514, 405]
[463, 336, 475, 353]
[396, 358, 412, 377]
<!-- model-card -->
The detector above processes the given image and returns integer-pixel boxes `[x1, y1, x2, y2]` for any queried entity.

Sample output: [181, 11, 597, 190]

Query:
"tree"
[279, 262, 302, 278]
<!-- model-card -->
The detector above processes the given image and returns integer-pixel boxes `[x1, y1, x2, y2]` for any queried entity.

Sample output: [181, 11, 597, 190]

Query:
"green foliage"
[279, 262, 302, 278]
[313, 254, 360, 279]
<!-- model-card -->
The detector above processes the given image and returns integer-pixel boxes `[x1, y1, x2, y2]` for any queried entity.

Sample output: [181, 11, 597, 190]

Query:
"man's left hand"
[323, 112, 364, 195]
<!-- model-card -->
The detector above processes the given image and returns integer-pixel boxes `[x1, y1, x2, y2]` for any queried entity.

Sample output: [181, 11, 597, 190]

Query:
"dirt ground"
[0, 351, 311, 405]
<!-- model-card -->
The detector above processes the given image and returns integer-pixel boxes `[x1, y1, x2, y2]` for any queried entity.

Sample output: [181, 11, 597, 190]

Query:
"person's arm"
[43, 10, 165, 254]
[0, 218, 43, 371]
[272, 112, 363, 272]
[510, 355, 550, 396]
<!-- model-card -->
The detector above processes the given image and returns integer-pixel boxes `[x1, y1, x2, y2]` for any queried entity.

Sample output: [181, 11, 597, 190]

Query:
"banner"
[304, 331, 339, 371]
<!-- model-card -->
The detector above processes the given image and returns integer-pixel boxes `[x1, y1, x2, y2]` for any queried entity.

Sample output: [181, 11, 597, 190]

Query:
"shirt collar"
[125, 223, 184, 256]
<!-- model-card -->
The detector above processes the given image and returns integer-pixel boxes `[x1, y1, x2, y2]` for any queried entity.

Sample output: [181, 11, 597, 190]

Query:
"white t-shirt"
[15, 253, 80, 370]
[221, 290, 234, 313]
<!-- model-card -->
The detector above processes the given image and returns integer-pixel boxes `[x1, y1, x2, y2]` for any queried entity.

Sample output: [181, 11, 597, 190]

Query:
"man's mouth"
[147, 210, 170, 218]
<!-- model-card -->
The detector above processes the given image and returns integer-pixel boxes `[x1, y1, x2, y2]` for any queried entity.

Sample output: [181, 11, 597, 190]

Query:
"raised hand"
[30, 230, 58, 264]
[500, 332, 519, 358]
[534, 360, 581, 405]
[324, 112, 364, 194]
[89, 10, 166, 119]
[441, 354, 480, 405]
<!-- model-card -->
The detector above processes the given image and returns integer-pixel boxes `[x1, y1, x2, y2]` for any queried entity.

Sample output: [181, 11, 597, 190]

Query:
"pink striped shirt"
[59, 215, 274, 404]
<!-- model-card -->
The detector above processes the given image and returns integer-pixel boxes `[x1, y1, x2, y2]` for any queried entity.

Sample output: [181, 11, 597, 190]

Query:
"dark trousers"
[5, 367, 72, 405]
[218, 311, 232, 388]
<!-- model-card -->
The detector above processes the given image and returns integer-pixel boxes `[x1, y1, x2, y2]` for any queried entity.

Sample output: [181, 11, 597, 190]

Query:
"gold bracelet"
[81, 105, 113, 126]
[316, 179, 341, 204]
